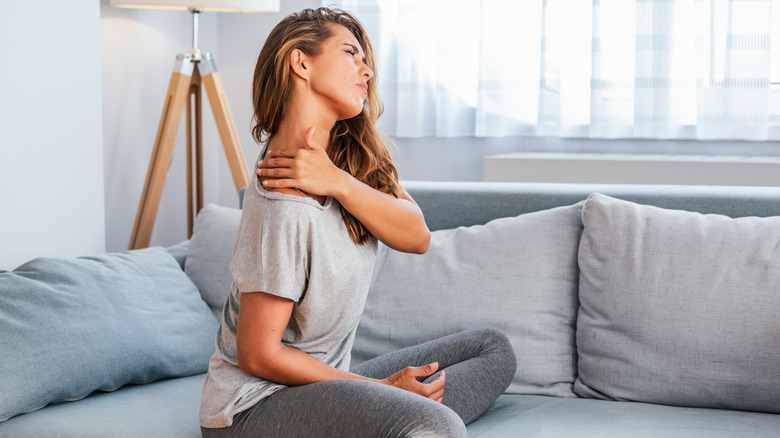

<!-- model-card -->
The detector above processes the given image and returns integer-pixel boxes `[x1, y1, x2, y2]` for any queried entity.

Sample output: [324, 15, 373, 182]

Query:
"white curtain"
[326, 0, 776, 140]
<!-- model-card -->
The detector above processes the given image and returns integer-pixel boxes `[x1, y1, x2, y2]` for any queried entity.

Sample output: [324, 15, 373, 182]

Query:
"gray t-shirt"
[199, 160, 378, 429]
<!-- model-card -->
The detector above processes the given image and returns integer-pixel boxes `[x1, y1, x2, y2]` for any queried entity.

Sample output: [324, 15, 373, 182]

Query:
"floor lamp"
[111, 0, 280, 250]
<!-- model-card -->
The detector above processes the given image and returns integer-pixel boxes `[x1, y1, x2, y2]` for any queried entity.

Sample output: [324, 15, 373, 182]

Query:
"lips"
[357, 83, 368, 94]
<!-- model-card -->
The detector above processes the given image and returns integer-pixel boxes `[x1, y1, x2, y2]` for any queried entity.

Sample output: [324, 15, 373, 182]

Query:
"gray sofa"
[2, 181, 779, 437]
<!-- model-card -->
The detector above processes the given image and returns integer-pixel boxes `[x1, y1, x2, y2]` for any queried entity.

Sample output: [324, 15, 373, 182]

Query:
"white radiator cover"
[484, 153, 780, 186]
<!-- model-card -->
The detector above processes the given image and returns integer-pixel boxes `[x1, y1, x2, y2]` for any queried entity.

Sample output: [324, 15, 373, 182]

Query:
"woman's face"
[305, 24, 374, 121]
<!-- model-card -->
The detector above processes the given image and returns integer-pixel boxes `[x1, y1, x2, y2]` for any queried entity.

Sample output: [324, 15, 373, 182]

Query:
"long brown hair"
[251, 7, 401, 245]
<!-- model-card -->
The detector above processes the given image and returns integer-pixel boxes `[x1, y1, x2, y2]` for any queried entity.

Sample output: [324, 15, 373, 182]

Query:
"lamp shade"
[110, 0, 279, 13]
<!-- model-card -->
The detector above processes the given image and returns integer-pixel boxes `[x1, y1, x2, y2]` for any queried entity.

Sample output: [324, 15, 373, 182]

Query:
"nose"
[362, 63, 374, 81]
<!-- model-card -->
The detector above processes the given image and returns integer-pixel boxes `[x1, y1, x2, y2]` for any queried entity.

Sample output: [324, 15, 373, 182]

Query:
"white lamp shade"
[110, 0, 279, 13]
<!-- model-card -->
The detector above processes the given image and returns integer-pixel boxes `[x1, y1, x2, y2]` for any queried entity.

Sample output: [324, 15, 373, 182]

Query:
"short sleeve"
[229, 198, 310, 302]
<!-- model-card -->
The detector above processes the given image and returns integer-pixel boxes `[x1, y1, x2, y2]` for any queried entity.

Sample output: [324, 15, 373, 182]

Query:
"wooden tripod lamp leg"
[128, 56, 194, 250]
[200, 55, 251, 193]
[186, 67, 203, 239]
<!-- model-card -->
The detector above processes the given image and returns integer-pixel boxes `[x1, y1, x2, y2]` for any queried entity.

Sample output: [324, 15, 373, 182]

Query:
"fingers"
[256, 154, 294, 180]
[304, 126, 318, 150]
[413, 370, 445, 402]
[260, 151, 295, 162]
[257, 163, 292, 178]
[253, 127, 336, 196]
[256, 165, 290, 185]
[406, 362, 439, 379]
[418, 370, 445, 402]
[382, 364, 447, 403]
[429, 371, 446, 403]
[400, 363, 445, 402]
[260, 178, 296, 188]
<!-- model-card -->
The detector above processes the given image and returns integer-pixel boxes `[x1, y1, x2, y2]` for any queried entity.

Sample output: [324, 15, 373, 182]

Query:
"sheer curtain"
[326, 0, 776, 140]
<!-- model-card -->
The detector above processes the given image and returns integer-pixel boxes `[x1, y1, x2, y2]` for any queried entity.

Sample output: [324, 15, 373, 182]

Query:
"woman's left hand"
[257, 126, 346, 197]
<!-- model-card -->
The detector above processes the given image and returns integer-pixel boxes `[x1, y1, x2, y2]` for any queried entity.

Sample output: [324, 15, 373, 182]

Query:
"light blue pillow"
[0, 247, 218, 422]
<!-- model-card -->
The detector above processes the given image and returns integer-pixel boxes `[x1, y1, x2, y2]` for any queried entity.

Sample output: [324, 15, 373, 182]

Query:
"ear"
[289, 49, 310, 80]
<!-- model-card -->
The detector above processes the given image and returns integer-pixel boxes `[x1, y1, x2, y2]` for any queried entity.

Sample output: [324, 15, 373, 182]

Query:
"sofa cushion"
[0, 247, 218, 422]
[166, 240, 191, 270]
[0, 374, 206, 438]
[355, 203, 584, 397]
[466, 394, 780, 438]
[575, 193, 780, 413]
[185, 204, 242, 319]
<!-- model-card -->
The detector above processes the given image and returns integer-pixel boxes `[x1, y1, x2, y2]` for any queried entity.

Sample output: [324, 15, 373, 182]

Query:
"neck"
[268, 88, 336, 153]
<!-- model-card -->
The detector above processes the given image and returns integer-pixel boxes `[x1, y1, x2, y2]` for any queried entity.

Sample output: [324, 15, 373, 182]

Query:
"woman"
[200, 7, 516, 437]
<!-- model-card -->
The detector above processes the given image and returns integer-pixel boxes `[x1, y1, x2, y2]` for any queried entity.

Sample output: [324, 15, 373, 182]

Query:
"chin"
[338, 106, 365, 121]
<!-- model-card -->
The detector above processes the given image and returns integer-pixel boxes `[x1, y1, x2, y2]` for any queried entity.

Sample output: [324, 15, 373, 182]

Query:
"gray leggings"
[201, 328, 516, 438]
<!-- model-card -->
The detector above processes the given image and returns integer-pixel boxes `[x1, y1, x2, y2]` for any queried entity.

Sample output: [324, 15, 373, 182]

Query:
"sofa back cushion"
[575, 193, 780, 413]
[0, 247, 218, 422]
[403, 181, 780, 232]
[355, 203, 584, 397]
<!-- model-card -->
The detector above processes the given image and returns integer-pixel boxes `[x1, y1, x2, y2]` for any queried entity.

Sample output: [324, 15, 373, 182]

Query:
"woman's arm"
[257, 127, 430, 254]
[237, 291, 445, 401]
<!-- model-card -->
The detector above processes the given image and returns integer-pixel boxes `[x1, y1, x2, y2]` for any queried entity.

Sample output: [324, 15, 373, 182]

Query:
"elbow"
[237, 344, 278, 379]
[381, 217, 431, 254]
[409, 229, 431, 254]
[237, 352, 263, 377]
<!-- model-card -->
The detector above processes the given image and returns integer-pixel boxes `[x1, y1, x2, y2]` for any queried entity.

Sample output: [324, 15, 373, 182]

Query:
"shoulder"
[262, 180, 327, 206]
[244, 178, 312, 213]
[259, 179, 308, 199]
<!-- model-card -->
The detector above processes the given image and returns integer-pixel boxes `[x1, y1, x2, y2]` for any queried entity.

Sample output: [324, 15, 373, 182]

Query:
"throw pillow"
[0, 247, 218, 422]
[575, 193, 780, 413]
[355, 202, 585, 397]
[166, 239, 190, 270]
[185, 204, 242, 320]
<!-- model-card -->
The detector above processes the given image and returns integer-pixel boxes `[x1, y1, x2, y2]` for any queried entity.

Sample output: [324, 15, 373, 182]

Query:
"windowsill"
[390, 135, 780, 182]
[483, 152, 780, 186]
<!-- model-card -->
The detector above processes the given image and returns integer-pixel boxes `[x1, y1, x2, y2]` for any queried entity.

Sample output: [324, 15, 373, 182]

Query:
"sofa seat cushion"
[0, 374, 205, 438]
[575, 193, 780, 413]
[356, 203, 584, 397]
[467, 395, 780, 437]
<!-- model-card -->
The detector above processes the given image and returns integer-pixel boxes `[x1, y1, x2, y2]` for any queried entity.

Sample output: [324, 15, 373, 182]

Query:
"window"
[330, 0, 780, 141]
[770, 0, 780, 127]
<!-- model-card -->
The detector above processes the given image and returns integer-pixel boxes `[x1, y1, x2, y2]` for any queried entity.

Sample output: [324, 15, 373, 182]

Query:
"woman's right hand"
[380, 363, 446, 403]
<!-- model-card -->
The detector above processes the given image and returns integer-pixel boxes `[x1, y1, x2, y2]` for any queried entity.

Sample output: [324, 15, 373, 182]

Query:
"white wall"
[216, 0, 320, 173]
[99, 0, 318, 252]
[0, 1, 105, 269]
[101, 1, 220, 252]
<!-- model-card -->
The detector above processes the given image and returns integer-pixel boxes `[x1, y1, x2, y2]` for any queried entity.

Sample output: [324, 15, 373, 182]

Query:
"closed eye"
[344, 43, 367, 64]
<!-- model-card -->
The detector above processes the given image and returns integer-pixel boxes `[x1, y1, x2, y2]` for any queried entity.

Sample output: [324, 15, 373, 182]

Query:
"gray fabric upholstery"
[355, 203, 584, 397]
[575, 194, 780, 413]
[185, 204, 242, 320]
[403, 181, 780, 231]
[166, 239, 191, 270]
[468, 394, 780, 437]
[5, 376, 778, 438]
[0, 374, 205, 438]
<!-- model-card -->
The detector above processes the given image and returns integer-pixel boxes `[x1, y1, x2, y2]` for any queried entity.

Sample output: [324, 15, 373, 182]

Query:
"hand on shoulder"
[257, 126, 347, 203]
